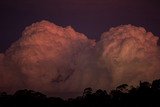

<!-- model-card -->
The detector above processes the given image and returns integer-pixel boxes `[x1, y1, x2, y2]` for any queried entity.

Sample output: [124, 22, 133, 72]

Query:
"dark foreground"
[1, 79, 160, 107]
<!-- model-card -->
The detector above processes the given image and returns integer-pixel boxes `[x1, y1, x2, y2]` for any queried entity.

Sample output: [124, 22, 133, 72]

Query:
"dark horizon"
[1, 79, 160, 107]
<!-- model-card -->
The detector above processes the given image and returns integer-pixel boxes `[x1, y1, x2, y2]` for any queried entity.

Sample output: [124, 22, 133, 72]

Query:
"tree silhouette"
[152, 79, 160, 90]
[116, 84, 129, 93]
[1, 79, 160, 107]
[83, 87, 92, 97]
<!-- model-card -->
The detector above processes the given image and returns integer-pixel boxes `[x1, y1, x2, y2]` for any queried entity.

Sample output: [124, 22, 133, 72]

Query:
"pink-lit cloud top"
[0, 20, 160, 98]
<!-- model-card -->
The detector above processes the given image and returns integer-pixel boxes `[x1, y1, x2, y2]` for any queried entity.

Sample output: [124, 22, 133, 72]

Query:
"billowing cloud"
[0, 21, 160, 98]
[97, 25, 160, 88]
[1, 20, 95, 96]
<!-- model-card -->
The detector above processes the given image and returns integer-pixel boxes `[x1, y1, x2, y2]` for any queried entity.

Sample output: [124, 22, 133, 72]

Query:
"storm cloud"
[0, 21, 160, 97]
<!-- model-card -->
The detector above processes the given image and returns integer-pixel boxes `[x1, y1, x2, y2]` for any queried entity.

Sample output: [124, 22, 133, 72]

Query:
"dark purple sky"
[0, 0, 160, 52]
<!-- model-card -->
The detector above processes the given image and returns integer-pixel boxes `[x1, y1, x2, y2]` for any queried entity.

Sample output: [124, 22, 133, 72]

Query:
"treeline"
[1, 79, 160, 107]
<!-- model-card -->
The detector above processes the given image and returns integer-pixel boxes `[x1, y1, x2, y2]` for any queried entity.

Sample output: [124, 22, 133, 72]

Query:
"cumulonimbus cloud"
[97, 25, 160, 88]
[0, 21, 160, 97]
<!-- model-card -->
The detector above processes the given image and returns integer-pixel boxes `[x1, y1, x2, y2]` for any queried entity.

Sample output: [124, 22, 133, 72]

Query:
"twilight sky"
[0, 0, 160, 52]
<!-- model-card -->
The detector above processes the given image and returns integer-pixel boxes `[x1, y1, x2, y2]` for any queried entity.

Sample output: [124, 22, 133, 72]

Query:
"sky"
[0, 0, 160, 52]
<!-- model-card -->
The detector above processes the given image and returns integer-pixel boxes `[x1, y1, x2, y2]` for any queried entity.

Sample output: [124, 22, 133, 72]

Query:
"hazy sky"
[0, 0, 160, 52]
